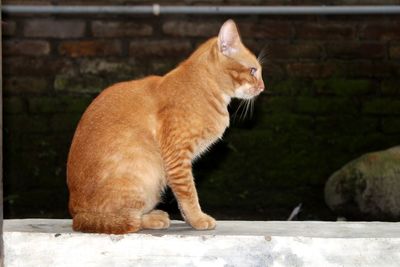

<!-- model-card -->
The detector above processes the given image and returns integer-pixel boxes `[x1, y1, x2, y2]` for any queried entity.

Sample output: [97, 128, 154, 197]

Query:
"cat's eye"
[250, 67, 257, 76]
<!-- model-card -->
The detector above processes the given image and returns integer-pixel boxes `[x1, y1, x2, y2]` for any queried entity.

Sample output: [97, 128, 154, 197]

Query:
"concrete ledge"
[4, 219, 400, 267]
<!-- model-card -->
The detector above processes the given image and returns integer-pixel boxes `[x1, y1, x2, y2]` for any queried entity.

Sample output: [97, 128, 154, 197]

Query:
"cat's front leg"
[165, 151, 216, 230]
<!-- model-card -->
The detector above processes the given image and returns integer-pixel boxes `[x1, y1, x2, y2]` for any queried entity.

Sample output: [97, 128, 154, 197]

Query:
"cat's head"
[217, 20, 265, 99]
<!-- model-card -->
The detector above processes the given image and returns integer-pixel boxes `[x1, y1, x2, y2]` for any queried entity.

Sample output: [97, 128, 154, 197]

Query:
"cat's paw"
[189, 213, 216, 230]
[141, 210, 170, 230]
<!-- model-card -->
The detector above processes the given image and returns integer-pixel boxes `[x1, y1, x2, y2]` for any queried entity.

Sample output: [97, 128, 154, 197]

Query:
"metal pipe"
[2, 5, 400, 15]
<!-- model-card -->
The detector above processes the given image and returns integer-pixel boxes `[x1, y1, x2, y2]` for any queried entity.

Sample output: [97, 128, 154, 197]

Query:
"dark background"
[2, 0, 400, 221]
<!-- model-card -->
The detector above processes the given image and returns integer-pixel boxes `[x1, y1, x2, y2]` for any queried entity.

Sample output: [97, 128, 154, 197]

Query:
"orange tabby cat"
[67, 20, 264, 234]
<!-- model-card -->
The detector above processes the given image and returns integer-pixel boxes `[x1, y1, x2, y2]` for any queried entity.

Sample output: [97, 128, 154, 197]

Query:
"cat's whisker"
[239, 100, 247, 120]
[241, 99, 251, 120]
[233, 100, 246, 122]
[257, 45, 269, 66]
[250, 98, 255, 118]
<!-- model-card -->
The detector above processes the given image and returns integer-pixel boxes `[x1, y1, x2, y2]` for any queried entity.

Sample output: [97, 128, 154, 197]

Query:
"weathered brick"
[259, 96, 295, 113]
[389, 44, 400, 59]
[295, 22, 355, 40]
[3, 0, 52, 3]
[286, 62, 336, 78]
[3, 40, 50, 56]
[314, 116, 378, 134]
[50, 113, 82, 132]
[163, 21, 220, 37]
[363, 99, 400, 115]
[313, 79, 375, 96]
[58, 40, 122, 57]
[4, 57, 74, 76]
[24, 19, 85, 38]
[325, 42, 385, 59]
[333, 61, 397, 78]
[28, 96, 92, 113]
[270, 79, 312, 96]
[2, 21, 17, 36]
[4, 76, 49, 94]
[240, 21, 294, 39]
[3, 97, 26, 114]
[382, 118, 400, 134]
[129, 40, 192, 58]
[360, 21, 400, 40]
[4, 114, 50, 133]
[79, 59, 136, 75]
[54, 73, 107, 93]
[256, 113, 314, 132]
[261, 60, 286, 79]
[296, 97, 357, 114]
[91, 21, 152, 37]
[267, 42, 322, 59]
[381, 80, 400, 96]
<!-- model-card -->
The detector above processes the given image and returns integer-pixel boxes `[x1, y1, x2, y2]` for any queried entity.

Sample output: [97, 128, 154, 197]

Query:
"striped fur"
[67, 20, 264, 234]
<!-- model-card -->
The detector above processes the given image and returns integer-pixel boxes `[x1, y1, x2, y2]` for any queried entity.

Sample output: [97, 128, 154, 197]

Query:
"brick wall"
[2, 1, 400, 220]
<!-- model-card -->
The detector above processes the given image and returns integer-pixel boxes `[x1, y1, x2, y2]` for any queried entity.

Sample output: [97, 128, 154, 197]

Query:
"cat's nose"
[258, 80, 265, 91]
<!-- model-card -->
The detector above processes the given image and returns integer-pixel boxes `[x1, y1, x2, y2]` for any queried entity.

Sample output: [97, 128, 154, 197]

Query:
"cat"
[67, 19, 265, 234]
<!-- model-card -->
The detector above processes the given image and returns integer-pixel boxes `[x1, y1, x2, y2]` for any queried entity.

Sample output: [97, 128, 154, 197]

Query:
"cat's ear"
[218, 19, 241, 57]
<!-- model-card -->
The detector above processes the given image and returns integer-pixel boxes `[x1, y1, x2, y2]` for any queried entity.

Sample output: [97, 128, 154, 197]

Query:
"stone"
[381, 79, 400, 96]
[295, 22, 355, 40]
[2, 20, 17, 36]
[91, 21, 153, 37]
[3, 40, 51, 56]
[4, 76, 49, 94]
[266, 42, 322, 59]
[3, 97, 26, 114]
[58, 40, 122, 58]
[79, 59, 136, 75]
[325, 42, 385, 59]
[313, 79, 374, 96]
[54, 73, 106, 93]
[363, 99, 400, 115]
[360, 21, 400, 41]
[24, 19, 85, 38]
[4, 57, 74, 76]
[295, 97, 357, 114]
[129, 40, 192, 58]
[162, 21, 220, 37]
[4, 219, 400, 267]
[286, 62, 336, 78]
[382, 118, 400, 134]
[240, 20, 294, 39]
[325, 146, 400, 220]
[389, 45, 400, 59]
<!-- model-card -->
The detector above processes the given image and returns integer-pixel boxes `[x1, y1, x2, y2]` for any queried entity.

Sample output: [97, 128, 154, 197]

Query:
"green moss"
[4, 114, 50, 133]
[382, 118, 400, 134]
[54, 74, 106, 93]
[29, 96, 92, 113]
[314, 116, 378, 134]
[270, 79, 314, 96]
[363, 99, 400, 115]
[296, 97, 358, 114]
[3, 97, 26, 114]
[314, 79, 374, 96]
[259, 96, 296, 113]
[381, 80, 400, 96]
[256, 113, 314, 132]
[50, 113, 82, 132]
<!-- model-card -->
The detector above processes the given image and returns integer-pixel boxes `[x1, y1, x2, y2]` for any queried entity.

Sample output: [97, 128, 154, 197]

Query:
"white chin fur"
[234, 84, 254, 99]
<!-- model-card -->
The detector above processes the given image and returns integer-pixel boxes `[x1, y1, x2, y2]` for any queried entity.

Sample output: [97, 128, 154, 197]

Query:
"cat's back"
[68, 75, 162, 179]
[86, 75, 161, 118]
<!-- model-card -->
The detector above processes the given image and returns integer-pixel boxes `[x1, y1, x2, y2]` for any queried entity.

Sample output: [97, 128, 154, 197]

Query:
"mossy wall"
[3, 0, 400, 220]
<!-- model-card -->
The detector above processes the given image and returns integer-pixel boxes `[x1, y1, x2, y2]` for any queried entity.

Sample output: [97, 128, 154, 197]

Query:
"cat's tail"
[72, 211, 141, 234]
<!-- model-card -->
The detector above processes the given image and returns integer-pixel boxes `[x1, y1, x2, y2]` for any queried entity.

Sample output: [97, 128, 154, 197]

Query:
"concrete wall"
[2, 0, 400, 220]
[4, 219, 400, 267]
